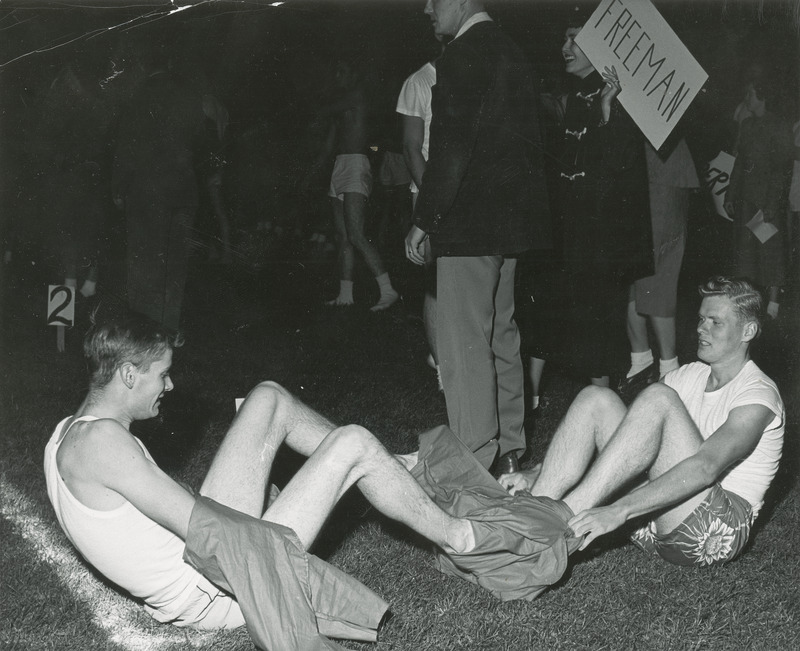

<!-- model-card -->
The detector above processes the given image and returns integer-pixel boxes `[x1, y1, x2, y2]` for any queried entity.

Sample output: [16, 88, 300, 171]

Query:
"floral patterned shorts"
[631, 485, 753, 567]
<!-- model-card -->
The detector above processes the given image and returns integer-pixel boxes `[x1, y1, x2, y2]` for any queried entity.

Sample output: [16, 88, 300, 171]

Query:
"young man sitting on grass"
[44, 315, 476, 647]
[499, 276, 784, 566]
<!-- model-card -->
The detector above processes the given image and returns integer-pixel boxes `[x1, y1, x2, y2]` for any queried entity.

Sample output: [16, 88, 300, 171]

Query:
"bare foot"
[497, 462, 542, 495]
[370, 289, 399, 312]
[445, 519, 477, 555]
[524, 462, 543, 489]
[325, 296, 354, 307]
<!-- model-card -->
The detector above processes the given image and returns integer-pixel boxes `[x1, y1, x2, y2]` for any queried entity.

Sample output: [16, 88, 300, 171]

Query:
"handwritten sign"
[703, 151, 735, 221]
[47, 285, 75, 327]
[576, 0, 708, 149]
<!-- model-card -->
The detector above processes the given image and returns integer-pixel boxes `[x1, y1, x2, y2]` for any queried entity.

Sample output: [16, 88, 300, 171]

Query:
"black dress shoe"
[616, 363, 658, 404]
[492, 451, 519, 478]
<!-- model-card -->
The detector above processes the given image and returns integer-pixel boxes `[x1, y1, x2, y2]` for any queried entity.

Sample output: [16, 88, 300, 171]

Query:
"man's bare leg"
[200, 381, 335, 517]
[528, 386, 626, 500]
[328, 198, 355, 305]
[342, 192, 384, 278]
[563, 383, 708, 531]
[341, 192, 398, 311]
[201, 382, 474, 553]
[264, 424, 474, 552]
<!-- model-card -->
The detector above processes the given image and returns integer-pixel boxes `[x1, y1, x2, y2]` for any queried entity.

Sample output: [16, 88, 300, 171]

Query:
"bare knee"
[245, 381, 292, 414]
[574, 385, 621, 413]
[326, 424, 382, 466]
[632, 382, 681, 413]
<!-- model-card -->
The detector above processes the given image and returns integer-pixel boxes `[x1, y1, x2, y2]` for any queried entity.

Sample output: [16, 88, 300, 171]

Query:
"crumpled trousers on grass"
[411, 425, 581, 602]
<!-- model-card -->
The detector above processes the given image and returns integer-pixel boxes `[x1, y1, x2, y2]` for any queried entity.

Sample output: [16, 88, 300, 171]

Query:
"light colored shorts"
[171, 575, 246, 630]
[328, 154, 372, 200]
[631, 484, 753, 567]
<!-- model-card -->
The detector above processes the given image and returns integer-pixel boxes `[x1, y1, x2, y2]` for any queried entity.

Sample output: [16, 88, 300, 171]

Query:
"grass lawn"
[2, 250, 798, 650]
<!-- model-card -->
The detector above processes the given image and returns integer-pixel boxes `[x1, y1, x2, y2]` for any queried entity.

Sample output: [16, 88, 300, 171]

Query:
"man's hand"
[567, 504, 627, 550]
[497, 465, 541, 495]
[405, 225, 428, 265]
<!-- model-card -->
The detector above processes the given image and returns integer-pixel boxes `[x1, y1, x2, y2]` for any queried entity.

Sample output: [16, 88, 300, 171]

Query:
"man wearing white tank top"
[500, 276, 784, 567]
[44, 315, 477, 644]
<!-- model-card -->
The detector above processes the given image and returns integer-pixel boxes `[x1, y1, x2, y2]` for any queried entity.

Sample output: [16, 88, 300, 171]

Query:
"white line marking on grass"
[1, 478, 214, 650]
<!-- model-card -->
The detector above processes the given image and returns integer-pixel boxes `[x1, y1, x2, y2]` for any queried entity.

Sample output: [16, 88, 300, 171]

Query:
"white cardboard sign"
[575, 0, 708, 150]
[703, 150, 735, 221]
[47, 285, 75, 327]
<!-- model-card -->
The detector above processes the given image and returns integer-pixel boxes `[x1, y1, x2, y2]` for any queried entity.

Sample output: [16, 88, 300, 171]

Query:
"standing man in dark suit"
[405, 0, 550, 475]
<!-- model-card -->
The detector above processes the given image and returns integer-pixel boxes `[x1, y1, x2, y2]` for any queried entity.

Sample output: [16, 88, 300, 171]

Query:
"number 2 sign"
[47, 285, 75, 327]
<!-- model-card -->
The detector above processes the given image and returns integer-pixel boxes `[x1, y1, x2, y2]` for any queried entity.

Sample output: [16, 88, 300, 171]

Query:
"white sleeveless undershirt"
[44, 416, 201, 622]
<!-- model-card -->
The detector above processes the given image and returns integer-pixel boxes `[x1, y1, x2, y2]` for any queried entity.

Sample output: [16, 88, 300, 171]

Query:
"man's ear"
[742, 320, 759, 343]
[119, 362, 137, 389]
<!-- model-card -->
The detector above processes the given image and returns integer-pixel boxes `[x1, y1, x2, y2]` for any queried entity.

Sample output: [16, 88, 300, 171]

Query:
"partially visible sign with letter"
[703, 151, 735, 221]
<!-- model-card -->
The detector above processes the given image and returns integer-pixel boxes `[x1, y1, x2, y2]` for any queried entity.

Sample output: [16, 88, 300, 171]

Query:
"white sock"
[627, 350, 654, 378]
[531, 395, 540, 410]
[767, 301, 779, 319]
[79, 279, 96, 298]
[659, 357, 679, 378]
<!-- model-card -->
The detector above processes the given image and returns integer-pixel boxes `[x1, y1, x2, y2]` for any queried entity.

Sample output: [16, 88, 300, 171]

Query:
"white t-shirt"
[663, 361, 784, 518]
[396, 62, 436, 193]
[44, 416, 201, 622]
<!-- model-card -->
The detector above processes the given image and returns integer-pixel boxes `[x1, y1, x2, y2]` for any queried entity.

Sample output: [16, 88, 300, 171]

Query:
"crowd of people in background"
[2, 0, 797, 469]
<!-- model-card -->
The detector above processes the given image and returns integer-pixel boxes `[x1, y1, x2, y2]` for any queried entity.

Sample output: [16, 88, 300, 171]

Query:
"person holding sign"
[525, 7, 652, 390]
[724, 75, 793, 319]
[44, 314, 479, 648]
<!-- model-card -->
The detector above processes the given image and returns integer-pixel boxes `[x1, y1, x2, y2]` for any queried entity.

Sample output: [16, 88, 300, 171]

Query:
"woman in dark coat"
[523, 16, 652, 398]
[724, 77, 793, 319]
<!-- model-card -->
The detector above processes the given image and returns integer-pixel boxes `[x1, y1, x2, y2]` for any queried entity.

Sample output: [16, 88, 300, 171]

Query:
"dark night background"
[1, 5, 798, 648]
[0, 0, 798, 310]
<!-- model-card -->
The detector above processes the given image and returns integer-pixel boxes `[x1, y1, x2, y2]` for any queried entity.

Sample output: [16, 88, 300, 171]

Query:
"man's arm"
[568, 404, 776, 549]
[82, 422, 197, 540]
[401, 114, 427, 189]
[412, 44, 487, 233]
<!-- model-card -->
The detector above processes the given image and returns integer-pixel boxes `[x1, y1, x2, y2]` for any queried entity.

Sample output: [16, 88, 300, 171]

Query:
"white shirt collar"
[454, 11, 492, 41]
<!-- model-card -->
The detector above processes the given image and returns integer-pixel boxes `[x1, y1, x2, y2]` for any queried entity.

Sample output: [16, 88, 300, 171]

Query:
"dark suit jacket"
[413, 20, 551, 258]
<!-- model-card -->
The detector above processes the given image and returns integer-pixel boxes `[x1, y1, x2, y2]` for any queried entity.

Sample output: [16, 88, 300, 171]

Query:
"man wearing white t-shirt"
[396, 37, 444, 387]
[500, 276, 784, 566]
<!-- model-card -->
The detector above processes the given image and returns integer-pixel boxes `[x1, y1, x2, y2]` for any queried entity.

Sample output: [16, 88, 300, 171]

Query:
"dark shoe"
[616, 363, 658, 404]
[492, 451, 519, 478]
